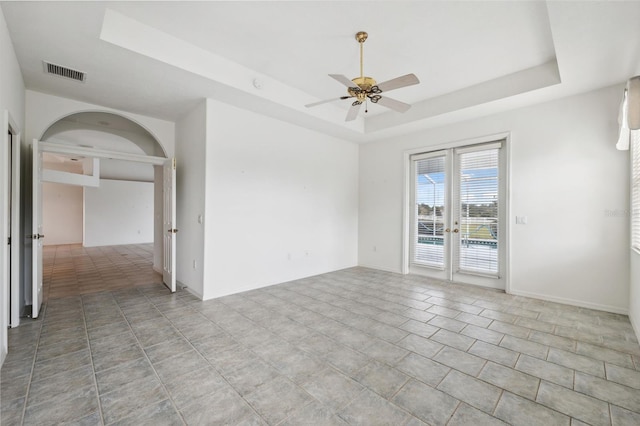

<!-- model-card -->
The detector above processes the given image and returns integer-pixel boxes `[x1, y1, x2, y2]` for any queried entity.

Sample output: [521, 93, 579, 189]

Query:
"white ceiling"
[2, 1, 640, 143]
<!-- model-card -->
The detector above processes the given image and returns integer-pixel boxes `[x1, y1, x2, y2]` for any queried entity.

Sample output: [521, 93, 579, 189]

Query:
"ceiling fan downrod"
[350, 31, 376, 102]
[356, 31, 367, 79]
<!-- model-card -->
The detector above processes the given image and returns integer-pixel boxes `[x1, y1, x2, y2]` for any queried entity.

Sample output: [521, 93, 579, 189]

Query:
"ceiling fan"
[305, 31, 420, 121]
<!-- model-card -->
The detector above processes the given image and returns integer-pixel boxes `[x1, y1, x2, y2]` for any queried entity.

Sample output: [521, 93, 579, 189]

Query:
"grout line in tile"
[17, 311, 45, 426]
[111, 290, 188, 426]
[80, 295, 106, 426]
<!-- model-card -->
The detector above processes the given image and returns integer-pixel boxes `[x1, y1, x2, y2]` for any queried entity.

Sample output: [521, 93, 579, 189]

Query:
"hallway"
[43, 243, 163, 301]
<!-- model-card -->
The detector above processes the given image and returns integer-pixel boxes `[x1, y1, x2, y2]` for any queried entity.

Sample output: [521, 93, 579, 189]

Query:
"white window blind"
[413, 154, 446, 267]
[632, 131, 640, 251]
[457, 147, 499, 274]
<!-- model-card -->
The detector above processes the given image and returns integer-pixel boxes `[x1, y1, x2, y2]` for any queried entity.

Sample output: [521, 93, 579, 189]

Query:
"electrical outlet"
[193, 260, 197, 269]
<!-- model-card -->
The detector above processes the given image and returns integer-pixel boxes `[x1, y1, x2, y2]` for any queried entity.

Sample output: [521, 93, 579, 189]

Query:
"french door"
[31, 139, 44, 317]
[410, 141, 506, 289]
[162, 158, 177, 292]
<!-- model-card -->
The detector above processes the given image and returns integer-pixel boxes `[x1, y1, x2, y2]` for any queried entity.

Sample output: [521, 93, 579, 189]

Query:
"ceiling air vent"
[43, 61, 86, 82]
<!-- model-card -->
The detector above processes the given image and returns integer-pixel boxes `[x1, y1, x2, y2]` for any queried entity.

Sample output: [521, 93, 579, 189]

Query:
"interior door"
[162, 158, 176, 292]
[31, 139, 43, 318]
[410, 141, 506, 289]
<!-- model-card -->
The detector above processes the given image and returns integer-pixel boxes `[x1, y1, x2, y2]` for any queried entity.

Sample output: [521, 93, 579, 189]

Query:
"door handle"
[167, 229, 178, 234]
[445, 228, 450, 233]
[453, 229, 459, 233]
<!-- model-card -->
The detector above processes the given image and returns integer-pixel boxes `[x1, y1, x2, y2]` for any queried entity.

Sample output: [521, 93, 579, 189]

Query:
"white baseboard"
[177, 280, 203, 300]
[508, 288, 629, 315]
[630, 311, 640, 344]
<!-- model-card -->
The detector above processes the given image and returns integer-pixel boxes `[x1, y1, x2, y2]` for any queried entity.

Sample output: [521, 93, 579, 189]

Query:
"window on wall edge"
[631, 131, 640, 252]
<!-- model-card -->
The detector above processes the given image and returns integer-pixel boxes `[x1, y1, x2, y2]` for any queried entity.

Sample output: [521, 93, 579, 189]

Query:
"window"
[457, 146, 500, 274]
[632, 131, 640, 251]
[412, 153, 447, 268]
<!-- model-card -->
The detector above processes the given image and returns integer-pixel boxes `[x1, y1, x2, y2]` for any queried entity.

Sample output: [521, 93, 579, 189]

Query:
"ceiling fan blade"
[345, 102, 362, 121]
[376, 96, 412, 113]
[305, 96, 351, 108]
[376, 73, 420, 93]
[329, 74, 359, 89]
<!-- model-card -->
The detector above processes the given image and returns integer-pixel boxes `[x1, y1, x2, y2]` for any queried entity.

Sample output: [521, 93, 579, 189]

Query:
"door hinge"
[7, 237, 10, 245]
[172, 158, 176, 170]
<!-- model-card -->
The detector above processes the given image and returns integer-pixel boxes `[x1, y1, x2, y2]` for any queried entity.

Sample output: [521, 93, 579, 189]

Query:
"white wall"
[0, 6, 25, 366]
[175, 101, 207, 298]
[360, 84, 630, 314]
[84, 179, 154, 247]
[42, 182, 83, 245]
[202, 99, 359, 300]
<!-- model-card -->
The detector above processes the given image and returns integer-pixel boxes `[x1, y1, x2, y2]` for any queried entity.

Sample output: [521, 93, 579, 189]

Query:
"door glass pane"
[414, 156, 446, 267]
[458, 149, 499, 274]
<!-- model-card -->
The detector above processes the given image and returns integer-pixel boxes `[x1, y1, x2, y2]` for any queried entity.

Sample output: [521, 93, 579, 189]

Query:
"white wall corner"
[357, 264, 404, 275]
[630, 309, 640, 348]
[177, 280, 203, 300]
[175, 99, 208, 299]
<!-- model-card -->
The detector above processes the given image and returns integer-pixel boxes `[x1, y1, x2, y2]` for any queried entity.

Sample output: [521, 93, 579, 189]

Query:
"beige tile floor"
[42, 243, 162, 301]
[2, 243, 640, 425]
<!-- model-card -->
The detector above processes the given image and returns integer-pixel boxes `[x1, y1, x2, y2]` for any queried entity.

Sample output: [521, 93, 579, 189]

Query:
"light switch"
[516, 216, 528, 225]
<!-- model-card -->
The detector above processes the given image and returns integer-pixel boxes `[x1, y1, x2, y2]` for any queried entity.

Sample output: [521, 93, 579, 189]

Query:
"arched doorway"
[18, 111, 176, 321]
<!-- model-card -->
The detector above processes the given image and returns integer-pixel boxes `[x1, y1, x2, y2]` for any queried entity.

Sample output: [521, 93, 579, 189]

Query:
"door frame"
[402, 132, 511, 293]
[408, 149, 451, 280]
[2, 110, 21, 364]
[31, 139, 43, 318]
[28, 141, 175, 316]
[10, 121, 21, 327]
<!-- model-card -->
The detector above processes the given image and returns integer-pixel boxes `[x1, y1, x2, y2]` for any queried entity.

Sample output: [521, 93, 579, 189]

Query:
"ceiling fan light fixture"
[349, 76, 377, 94]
